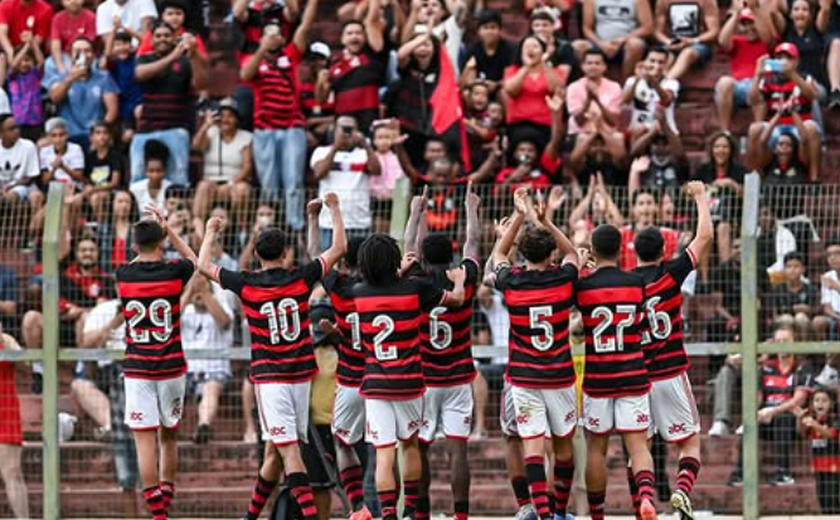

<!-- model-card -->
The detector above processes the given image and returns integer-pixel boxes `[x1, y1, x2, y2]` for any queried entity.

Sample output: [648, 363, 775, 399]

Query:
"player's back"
[353, 276, 445, 400]
[496, 263, 578, 389]
[576, 266, 649, 397]
[218, 262, 325, 384]
[116, 259, 195, 380]
[415, 259, 479, 387]
[633, 250, 697, 381]
[323, 270, 365, 387]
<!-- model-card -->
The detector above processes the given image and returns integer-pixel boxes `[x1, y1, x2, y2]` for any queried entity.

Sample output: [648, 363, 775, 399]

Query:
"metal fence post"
[739, 173, 761, 520]
[389, 177, 411, 251]
[41, 182, 65, 520]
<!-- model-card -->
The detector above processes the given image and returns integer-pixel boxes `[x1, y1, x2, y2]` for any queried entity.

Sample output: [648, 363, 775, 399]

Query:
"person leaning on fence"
[0, 322, 28, 520]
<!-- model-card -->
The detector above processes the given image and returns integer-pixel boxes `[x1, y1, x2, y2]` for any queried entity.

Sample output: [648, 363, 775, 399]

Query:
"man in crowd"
[576, 0, 653, 79]
[654, 0, 720, 80]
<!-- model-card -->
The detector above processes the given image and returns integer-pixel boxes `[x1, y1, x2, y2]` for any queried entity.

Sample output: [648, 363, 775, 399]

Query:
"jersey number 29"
[126, 299, 173, 343]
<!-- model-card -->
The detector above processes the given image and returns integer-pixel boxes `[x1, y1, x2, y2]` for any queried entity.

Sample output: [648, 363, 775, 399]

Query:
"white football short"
[649, 372, 700, 442]
[500, 381, 519, 437]
[510, 385, 577, 440]
[583, 393, 650, 435]
[332, 384, 366, 445]
[255, 381, 311, 445]
[124, 375, 187, 430]
[365, 397, 424, 448]
[420, 384, 474, 442]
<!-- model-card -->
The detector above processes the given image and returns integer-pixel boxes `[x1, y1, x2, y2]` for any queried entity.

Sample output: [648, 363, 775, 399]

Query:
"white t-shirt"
[203, 127, 252, 183]
[0, 89, 10, 115]
[82, 299, 126, 368]
[0, 138, 40, 188]
[624, 76, 680, 133]
[39, 142, 85, 188]
[182, 284, 234, 376]
[310, 145, 372, 230]
[96, 0, 158, 38]
[482, 289, 510, 364]
[129, 178, 172, 213]
[821, 271, 840, 315]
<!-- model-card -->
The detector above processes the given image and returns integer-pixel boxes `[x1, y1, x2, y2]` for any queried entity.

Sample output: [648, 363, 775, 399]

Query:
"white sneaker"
[708, 421, 729, 437]
[735, 425, 743, 436]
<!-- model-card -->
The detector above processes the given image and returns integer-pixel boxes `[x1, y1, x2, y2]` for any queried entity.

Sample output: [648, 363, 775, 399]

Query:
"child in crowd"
[107, 31, 142, 145]
[85, 121, 126, 222]
[8, 39, 45, 143]
[368, 120, 406, 233]
[798, 387, 840, 514]
[463, 81, 499, 169]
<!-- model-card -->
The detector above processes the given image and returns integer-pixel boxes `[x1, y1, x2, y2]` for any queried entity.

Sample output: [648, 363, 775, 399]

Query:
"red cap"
[774, 42, 800, 59]
[737, 8, 756, 22]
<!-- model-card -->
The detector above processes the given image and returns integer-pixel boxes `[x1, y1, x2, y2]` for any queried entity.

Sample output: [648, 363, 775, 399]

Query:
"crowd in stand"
[3, 0, 840, 514]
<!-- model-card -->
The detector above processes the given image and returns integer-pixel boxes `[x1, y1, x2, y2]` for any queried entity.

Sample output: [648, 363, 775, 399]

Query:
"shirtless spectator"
[575, 0, 653, 79]
[654, 0, 719, 80]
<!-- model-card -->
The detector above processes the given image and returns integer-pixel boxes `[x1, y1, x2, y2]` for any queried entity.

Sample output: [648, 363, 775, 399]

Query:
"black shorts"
[60, 319, 78, 347]
[301, 424, 337, 490]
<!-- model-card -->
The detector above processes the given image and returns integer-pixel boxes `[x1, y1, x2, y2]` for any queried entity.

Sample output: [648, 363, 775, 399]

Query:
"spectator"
[107, 31, 142, 145]
[750, 119, 811, 186]
[528, 8, 576, 83]
[311, 115, 380, 248]
[22, 235, 113, 355]
[403, 0, 468, 77]
[390, 31, 468, 169]
[503, 34, 564, 152]
[566, 49, 622, 137]
[315, 0, 386, 134]
[129, 140, 172, 212]
[619, 188, 679, 271]
[819, 0, 840, 108]
[136, 0, 207, 56]
[707, 239, 742, 342]
[783, 0, 827, 109]
[0, 264, 17, 338]
[568, 129, 627, 186]
[524, 0, 573, 34]
[691, 131, 745, 268]
[182, 276, 234, 444]
[568, 176, 625, 242]
[0, 324, 27, 520]
[462, 81, 500, 169]
[96, 190, 137, 272]
[69, 357, 113, 442]
[627, 121, 688, 194]
[398, 136, 448, 181]
[96, 0, 157, 57]
[715, 5, 777, 131]
[728, 326, 812, 486]
[39, 118, 85, 199]
[300, 42, 334, 149]
[623, 46, 679, 144]
[654, 0, 719, 80]
[494, 91, 565, 190]
[814, 236, 840, 342]
[240, 0, 319, 231]
[576, 0, 653, 79]
[0, 114, 42, 236]
[84, 121, 125, 224]
[708, 349, 743, 436]
[6, 35, 45, 142]
[0, 0, 53, 62]
[191, 99, 253, 232]
[747, 44, 821, 182]
[460, 9, 515, 95]
[48, 0, 95, 74]
[767, 252, 819, 340]
[131, 22, 208, 186]
[798, 386, 840, 514]
[368, 121, 407, 233]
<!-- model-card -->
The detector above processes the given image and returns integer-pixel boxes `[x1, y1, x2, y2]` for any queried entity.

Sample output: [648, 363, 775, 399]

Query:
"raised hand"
[205, 216, 224, 234]
[446, 265, 466, 285]
[513, 187, 530, 215]
[323, 192, 340, 209]
[465, 181, 480, 211]
[548, 185, 566, 211]
[144, 203, 168, 231]
[307, 197, 323, 216]
[684, 180, 706, 199]
[411, 185, 429, 214]
[494, 216, 511, 239]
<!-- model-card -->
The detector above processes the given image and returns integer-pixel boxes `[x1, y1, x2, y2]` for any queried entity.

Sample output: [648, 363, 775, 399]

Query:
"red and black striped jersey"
[328, 47, 387, 132]
[116, 259, 195, 380]
[495, 262, 578, 389]
[416, 258, 479, 387]
[810, 415, 840, 473]
[576, 266, 650, 398]
[323, 270, 364, 387]
[352, 278, 447, 400]
[216, 259, 326, 384]
[253, 43, 306, 130]
[633, 249, 697, 381]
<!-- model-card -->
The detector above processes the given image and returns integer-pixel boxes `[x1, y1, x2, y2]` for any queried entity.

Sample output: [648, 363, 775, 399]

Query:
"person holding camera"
[311, 115, 381, 250]
[746, 42, 821, 182]
[191, 98, 253, 233]
[45, 36, 119, 150]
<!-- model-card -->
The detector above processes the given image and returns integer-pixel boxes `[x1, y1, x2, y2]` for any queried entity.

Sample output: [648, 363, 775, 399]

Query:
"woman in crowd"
[97, 190, 138, 272]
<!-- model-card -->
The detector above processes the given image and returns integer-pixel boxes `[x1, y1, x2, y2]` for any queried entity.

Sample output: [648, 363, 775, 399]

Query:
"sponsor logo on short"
[130, 411, 144, 422]
[269, 426, 287, 437]
[668, 423, 686, 435]
[636, 413, 650, 425]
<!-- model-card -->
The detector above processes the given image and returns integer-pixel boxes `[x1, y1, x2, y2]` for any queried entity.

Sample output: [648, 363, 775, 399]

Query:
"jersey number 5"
[529, 305, 554, 351]
[260, 298, 301, 344]
[126, 299, 173, 343]
[592, 305, 636, 353]
[372, 315, 397, 361]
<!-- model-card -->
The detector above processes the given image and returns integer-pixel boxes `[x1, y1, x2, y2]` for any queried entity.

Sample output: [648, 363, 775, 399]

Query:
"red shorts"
[0, 392, 23, 445]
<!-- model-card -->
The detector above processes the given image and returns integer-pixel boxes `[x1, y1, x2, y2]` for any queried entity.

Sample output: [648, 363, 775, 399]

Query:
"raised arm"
[365, 0, 385, 52]
[306, 197, 322, 261]
[198, 216, 223, 279]
[684, 180, 713, 261]
[535, 190, 577, 260]
[545, 89, 566, 162]
[136, 45, 184, 81]
[463, 181, 481, 261]
[493, 188, 528, 266]
[404, 185, 428, 255]
[442, 265, 467, 307]
[292, 0, 321, 53]
[146, 203, 198, 265]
